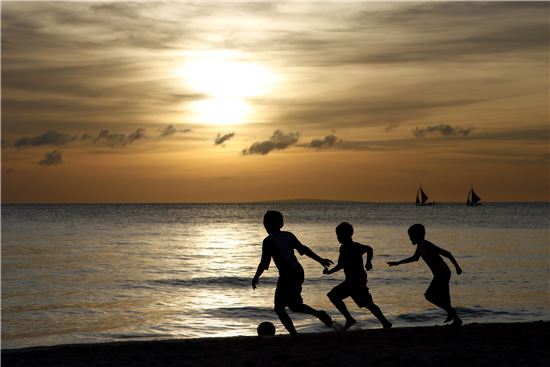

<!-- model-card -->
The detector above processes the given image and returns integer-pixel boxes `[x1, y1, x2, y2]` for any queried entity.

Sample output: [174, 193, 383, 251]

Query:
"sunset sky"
[1, 1, 549, 203]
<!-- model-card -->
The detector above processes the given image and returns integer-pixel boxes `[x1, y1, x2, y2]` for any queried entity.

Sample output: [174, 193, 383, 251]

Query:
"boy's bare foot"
[451, 316, 463, 327]
[318, 311, 333, 327]
[382, 321, 392, 329]
[344, 318, 357, 330]
[445, 308, 458, 323]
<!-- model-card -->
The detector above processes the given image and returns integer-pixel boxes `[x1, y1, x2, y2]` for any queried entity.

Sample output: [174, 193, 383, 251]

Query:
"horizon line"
[1, 199, 549, 205]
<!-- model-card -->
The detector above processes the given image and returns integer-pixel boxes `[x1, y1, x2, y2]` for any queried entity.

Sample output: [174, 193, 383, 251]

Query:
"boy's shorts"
[425, 273, 451, 306]
[274, 275, 304, 307]
[328, 280, 373, 308]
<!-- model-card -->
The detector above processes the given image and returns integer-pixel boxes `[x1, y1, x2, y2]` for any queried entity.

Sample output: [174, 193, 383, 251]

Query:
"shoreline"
[3, 321, 549, 366]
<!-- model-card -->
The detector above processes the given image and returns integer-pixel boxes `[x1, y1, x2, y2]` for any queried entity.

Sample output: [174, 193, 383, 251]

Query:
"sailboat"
[466, 186, 482, 206]
[415, 186, 435, 206]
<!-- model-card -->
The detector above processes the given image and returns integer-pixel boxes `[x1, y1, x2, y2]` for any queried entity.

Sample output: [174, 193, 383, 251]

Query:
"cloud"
[14, 130, 75, 148]
[39, 150, 63, 166]
[242, 130, 299, 155]
[80, 133, 93, 141]
[385, 122, 400, 132]
[84, 128, 146, 147]
[159, 124, 192, 138]
[275, 97, 492, 130]
[93, 129, 127, 146]
[336, 126, 550, 152]
[308, 2, 550, 66]
[412, 124, 473, 138]
[127, 128, 145, 143]
[214, 132, 236, 145]
[160, 124, 177, 137]
[12, 126, 193, 151]
[309, 134, 340, 149]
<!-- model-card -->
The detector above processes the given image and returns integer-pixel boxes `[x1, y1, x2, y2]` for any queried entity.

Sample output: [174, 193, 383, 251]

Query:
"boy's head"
[408, 223, 425, 245]
[336, 222, 354, 244]
[263, 210, 284, 233]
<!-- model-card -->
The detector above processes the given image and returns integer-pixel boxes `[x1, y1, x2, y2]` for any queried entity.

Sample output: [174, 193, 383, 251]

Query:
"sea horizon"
[2, 200, 549, 206]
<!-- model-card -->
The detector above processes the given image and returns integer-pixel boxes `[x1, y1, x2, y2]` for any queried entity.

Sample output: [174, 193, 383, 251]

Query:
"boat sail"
[466, 186, 482, 206]
[416, 186, 434, 206]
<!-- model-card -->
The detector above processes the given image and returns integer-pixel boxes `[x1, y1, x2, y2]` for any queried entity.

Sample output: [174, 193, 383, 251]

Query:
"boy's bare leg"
[275, 306, 298, 336]
[365, 303, 392, 328]
[328, 295, 356, 329]
[288, 304, 333, 327]
[425, 293, 461, 326]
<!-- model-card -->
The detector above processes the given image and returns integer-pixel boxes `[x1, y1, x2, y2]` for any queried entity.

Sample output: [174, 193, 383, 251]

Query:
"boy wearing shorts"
[324, 222, 392, 329]
[252, 210, 334, 336]
[388, 223, 463, 326]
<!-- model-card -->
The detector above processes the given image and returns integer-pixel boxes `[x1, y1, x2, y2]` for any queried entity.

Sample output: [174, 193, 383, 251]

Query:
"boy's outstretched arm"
[438, 248, 463, 274]
[387, 248, 420, 267]
[323, 262, 343, 275]
[365, 245, 373, 270]
[301, 245, 333, 268]
[323, 249, 343, 274]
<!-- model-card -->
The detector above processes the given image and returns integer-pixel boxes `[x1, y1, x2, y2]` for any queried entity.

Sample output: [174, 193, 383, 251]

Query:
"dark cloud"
[12, 126, 192, 151]
[85, 128, 145, 147]
[159, 124, 191, 138]
[242, 130, 299, 155]
[94, 129, 127, 146]
[309, 134, 340, 149]
[38, 150, 63, 166]
[412, 124, 473, 138]
[80, 133, 94, 141]
[14, 128, 147, 148]
[14, 130, 75, 148]
[160, 124, 177, 137]
[348, 126, 550, 150]
[214, 132, 236, 145]
[127, 128, 145, 143]
[385, 122, 400, 132]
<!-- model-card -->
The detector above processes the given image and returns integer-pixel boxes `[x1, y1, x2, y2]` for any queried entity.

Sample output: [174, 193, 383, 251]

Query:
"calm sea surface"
[2, 203, 549, 349]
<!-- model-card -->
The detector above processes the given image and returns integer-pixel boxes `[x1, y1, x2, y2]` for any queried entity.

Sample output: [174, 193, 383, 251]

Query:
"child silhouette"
[252, 210, 334, 336]
[388, 223, 463, 326]
[323, 222, 392, 329]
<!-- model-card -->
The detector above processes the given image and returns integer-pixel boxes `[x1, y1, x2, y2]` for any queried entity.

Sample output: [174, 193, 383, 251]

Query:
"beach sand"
[3, 321, 548, 367]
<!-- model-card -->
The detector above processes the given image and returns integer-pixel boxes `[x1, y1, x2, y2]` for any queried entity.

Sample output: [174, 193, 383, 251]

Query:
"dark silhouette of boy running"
[388, 223, 463, 326]
[323, 222, 392, 330]
[252, 210, 334, 336]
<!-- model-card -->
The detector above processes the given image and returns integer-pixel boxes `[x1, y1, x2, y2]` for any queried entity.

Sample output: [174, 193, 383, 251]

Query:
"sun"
[179, 50, 277, 125]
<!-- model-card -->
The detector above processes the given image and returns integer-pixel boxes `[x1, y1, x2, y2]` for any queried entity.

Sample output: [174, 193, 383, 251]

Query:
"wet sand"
[3, 321, 548, 367]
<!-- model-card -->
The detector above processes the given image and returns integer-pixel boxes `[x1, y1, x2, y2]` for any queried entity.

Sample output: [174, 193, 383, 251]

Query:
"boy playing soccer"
[388, 223, 463, 326]
[252, 210, 334, 336]
[323, 222, 392, 330]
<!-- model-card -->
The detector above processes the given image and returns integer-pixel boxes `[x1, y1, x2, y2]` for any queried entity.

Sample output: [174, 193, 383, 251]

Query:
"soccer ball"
[257, 321, 276, 336]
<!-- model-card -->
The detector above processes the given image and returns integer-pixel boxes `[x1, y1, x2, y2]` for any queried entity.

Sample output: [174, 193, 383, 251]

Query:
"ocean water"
[1, 203, 549, 349]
